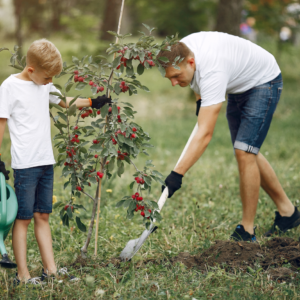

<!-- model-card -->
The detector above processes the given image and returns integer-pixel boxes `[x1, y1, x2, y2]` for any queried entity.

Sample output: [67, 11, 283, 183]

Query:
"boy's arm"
[0, 118, 7, 150]
[58, 95, 112, 109]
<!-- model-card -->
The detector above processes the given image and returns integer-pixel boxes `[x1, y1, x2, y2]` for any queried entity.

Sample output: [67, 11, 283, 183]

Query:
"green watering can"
[0, 160, 18, 268]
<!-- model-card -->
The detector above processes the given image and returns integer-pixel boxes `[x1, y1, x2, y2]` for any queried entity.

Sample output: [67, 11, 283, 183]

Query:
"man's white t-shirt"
[180, 32, 281, 107]
[0, 74, 61, 169]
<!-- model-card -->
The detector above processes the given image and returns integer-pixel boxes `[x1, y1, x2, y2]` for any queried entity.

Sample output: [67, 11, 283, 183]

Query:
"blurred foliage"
[127, 0, 218, 36]
[246, 0, 300, 37]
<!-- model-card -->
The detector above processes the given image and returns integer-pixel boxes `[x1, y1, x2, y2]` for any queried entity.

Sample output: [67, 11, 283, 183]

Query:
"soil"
[71, 237, 300, 281]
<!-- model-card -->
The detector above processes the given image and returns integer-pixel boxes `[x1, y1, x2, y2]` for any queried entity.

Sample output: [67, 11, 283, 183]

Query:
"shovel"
[120, 122, 199, 261]
[0, 157, 18, 268]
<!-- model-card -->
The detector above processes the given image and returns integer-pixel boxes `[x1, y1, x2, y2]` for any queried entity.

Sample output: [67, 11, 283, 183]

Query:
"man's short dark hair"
[157, 42, 192, 68]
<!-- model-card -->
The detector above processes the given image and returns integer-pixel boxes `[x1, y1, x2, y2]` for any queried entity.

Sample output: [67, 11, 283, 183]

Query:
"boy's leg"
[34, 212, 56, 274]
[12, 219, 32, 280]
[256, 152, 294, 216]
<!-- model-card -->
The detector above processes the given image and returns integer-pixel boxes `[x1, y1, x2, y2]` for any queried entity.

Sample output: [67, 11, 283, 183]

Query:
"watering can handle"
[0, 172, 7, 227]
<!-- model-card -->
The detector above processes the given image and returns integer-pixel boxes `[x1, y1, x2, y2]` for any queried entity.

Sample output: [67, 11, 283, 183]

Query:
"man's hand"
[91, 95, 113, 109]
[161, 171, 183, 198]
[0, 160, 10, 180]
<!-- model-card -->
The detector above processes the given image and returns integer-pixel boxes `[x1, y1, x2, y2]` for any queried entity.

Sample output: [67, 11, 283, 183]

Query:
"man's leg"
[12, 219, 32, 281]
[33, 212, 57, 274]
[257, 153, 294, 216]
[235, 149, 260, 234]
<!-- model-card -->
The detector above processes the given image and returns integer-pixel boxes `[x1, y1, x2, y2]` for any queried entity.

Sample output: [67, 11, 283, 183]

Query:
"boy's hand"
[0, 160, 10, 180]
[91, 95, 113, 109]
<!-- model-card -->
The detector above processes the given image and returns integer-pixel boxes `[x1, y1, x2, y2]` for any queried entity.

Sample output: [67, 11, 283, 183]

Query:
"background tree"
[215, 0, 244, 36]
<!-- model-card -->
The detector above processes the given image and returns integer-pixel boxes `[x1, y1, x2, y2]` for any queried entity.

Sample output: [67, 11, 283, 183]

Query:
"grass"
[0, 35, 300, 299]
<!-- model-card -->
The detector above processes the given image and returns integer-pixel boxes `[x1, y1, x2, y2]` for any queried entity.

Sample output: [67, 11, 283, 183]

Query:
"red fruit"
[74, 70, 79, 75]
[121, 81, 125, 86]
[99, 86, 104, 92]
[64, 204, 69, 211]
[76, 186, 82, 191]
[111, 138, 117, 145]
[84, 75, 88, 79]
[131, 134, 136, 139]
[117, 115, 121, 119]
[103, 79, 108, 83]
[78, 77, 84, 82]
[141, 211, 145, 217]
[123, 152, 128, 156]
[74, 160, 77, 163]
[64, 162, 68, 166]
[117, 106, 120, 111]
[74, 126, 78, 130]
[140, 205, 145, 210]
[108, 107, 112, 113]
[117, 119, 122, 123]
[135, 208, 138, 212]
[132, 195, 136, 199]
[94, 154, 98, 158]
[93, 139, 99, 144]
[89, 81, 94, 86]
[75, 138, 80, 143]
[79, 108, 82, 111]
[88, 182, 91, 186]
[116, 64, 121, 70]
[97, 172, 104, 178]
[97, 110, 101, 115]
[137, 197, 143, 201]
[75, 134, 78, 138]
[74, 75, 79, 82]
[71, 138, 76, 143]
[117, 150, 121, 154]
[132, 127, 137, 132]
[140, 179, 145, 184]
[135, 192, 139, 197]
[106, 161, 110, 165]
[148, 209, 152, 213]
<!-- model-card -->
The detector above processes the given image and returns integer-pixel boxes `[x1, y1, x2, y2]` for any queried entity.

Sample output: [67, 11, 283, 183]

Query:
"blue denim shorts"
[13, 165, 54, 219]
[226, 73, 283, 155]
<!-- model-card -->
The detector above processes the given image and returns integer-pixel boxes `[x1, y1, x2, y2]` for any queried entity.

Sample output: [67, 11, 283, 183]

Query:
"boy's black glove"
[196, 98, 202, 116]
[0, 160, 10, 180]
[161, 171, 183, 198]
[91, 95, 113, 109]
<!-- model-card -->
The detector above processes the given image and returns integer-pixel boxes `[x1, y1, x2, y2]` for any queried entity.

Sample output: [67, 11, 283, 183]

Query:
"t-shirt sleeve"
[199, 72, 228, 107]
[0, 85, 12, 119]
[49, 84, 62, 104]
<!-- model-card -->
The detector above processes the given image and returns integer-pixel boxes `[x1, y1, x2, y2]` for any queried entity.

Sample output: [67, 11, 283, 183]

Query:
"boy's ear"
[27, 67, 35, 74]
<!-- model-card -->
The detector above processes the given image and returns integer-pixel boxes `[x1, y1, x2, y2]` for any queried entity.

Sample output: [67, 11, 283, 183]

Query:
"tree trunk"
[215, 0, 243, 36]
[14, 0, 22, 53]
[100, 0, 122, 41]
[51, 0, 63, 31]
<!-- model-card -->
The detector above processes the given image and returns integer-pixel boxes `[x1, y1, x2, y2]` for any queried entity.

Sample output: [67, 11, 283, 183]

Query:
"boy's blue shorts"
[13, 165, 54, 220]
[226, 73, 283, 155]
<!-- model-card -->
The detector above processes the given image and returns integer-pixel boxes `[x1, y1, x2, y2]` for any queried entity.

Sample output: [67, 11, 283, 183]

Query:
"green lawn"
[0, 36, 299, 299]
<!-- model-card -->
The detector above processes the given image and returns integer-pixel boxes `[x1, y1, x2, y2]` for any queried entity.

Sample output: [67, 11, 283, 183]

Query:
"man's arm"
[0, 118, 7, 150]
[174, 102, 222, 175]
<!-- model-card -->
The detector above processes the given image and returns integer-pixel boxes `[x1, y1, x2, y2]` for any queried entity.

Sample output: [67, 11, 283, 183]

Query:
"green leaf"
[142, 23, 151, 32]
[126, 67, 134, 76]
[89, 143, 103, 151]
[158, 64, 166, 77]
[129, 181, 135, 189]
[112, 56, 121, 68]
[50, 91, 62, 98]
[0, 47, 9, 52]
[62, 214, 69, 227]
[114, 82, 121, 95]
[154, 211, 162, 222]
[53, 201, 63, 209]
[112, 104, 118, 116]
[72, 56, 80, 65]
[144, 210, 150, 217]
[9, 64, 24, 71]
[141, 85, 150, 92]
[53, 84, 62, 90]
[123, 199, 132, 208]
[76, 216, 87, 232]
[58, 112, 68, 123]
[115, 200, 125, 208]
[75, 82, 87, 91]
[150, 201, 159, 210]
[50, 103, 63, 112]
[64, 181, 70, 189]
[128, 200, 136, 212]
[66, 206, 73, 218]
[158, 56, 169, 63]
[69, 95, 80, 107]
[107, 30, 118, 36]
[101, 104, 109, 118]
[124, 137, 134, 147]
[108, 157, 115, 172]
[137, 64, 144, 75]
[117, 161, 124, 177]
[144, 176, 151, 185]
[68, 104, 77, 116]
[65, 81, 74, 93]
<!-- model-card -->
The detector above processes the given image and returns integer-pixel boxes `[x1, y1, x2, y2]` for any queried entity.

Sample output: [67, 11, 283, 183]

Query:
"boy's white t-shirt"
[180, 32, 281, 107]
[0, 74, 61, 169]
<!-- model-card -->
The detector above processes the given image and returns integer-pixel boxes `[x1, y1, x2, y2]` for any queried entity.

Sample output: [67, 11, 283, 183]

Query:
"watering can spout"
[0, 168, 18, 269]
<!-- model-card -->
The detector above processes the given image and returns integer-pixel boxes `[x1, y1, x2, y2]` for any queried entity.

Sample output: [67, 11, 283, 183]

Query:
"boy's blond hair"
[26, 39, 63, 76]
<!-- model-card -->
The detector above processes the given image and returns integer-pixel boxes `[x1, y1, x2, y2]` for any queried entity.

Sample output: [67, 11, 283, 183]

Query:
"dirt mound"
[171, 237, 300, 274]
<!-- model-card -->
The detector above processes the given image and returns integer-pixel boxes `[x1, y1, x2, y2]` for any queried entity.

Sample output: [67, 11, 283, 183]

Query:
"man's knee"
[34, 212, 50, 223]
[235, 149, 257, 164]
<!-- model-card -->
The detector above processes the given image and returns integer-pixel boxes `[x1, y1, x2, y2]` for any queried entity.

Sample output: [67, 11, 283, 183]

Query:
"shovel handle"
[157, 122, 199, 212]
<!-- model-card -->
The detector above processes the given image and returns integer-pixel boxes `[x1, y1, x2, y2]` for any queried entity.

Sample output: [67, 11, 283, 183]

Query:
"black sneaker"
[13, 273, 44, 286]
[41, 267, 80, 282]
[230, 224, 257, 242]
[264, 206, 300, 237]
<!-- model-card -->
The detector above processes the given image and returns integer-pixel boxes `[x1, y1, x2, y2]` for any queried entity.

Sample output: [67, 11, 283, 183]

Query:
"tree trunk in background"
[100, 0, 122, 41]
[51, 0, 63, 31]
[215, 0, 243, 36]
[14, 0, 22, 54]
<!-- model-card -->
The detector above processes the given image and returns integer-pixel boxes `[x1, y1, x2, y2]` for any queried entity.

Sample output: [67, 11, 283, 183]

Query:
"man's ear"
[186, 57, 195, 67]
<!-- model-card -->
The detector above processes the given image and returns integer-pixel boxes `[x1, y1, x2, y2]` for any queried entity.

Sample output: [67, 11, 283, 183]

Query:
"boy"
[0, 39, 110, 284]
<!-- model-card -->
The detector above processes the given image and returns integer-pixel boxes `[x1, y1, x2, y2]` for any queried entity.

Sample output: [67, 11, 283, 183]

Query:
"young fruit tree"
[1, 25, 181, 258]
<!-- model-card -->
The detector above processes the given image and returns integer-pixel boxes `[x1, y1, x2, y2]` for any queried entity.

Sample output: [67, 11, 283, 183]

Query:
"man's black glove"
[0, 160, 10, 180]
[196, 98, 202, 116]
[91, 95, 113, 109]
[161, 171, 183, 198]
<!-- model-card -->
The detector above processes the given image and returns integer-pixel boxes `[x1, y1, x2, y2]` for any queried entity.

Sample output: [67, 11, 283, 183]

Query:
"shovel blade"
[0, 254, 17, 269]
[120, 225, 157, 261]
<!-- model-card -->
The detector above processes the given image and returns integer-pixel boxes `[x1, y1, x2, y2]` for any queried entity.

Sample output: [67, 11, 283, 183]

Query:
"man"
[158, 31, 300, 241]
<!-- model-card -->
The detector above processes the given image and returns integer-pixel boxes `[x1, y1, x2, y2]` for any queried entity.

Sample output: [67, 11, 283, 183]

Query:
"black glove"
[0, 160, 10, 180]
[91, 95, 113, 109]
[196, 98, 201, 116]
[161, 171, 183, 198]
